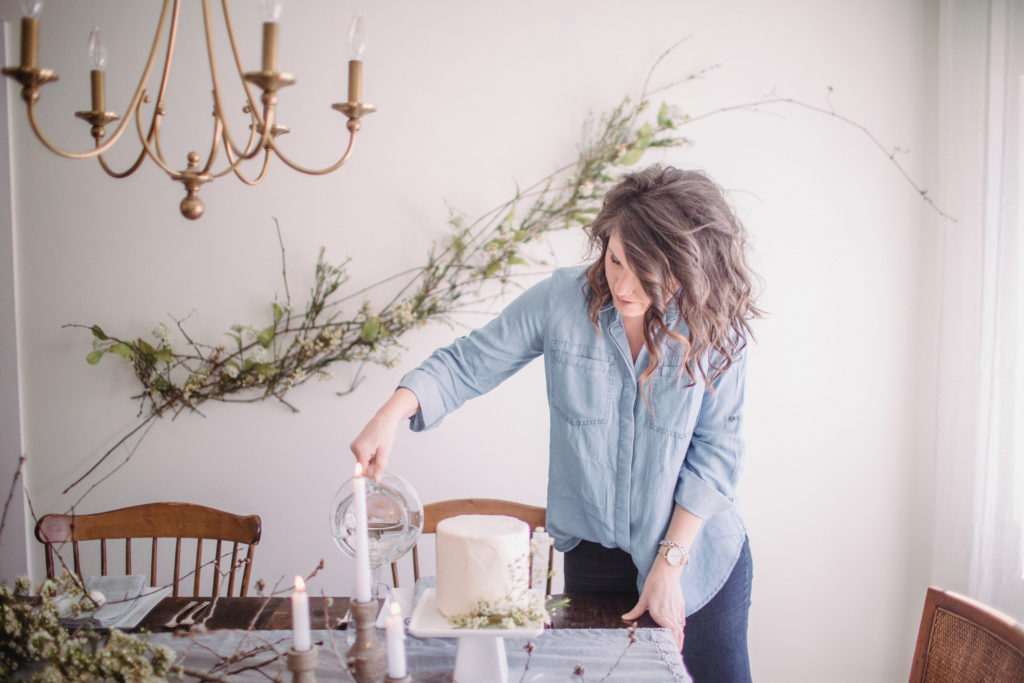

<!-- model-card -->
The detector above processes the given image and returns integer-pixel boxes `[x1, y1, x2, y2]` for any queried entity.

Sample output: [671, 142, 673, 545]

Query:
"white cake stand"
[407, 588, 544, 683]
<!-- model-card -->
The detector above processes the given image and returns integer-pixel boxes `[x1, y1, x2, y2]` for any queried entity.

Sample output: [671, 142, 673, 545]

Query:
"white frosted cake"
[435, 514, 530, 618]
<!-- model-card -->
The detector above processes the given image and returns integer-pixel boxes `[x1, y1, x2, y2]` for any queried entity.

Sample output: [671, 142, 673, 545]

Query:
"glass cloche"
[329, 470, 423, 589]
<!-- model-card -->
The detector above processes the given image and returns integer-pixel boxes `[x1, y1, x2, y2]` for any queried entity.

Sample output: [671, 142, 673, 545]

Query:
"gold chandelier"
[2, 0, 376, 220]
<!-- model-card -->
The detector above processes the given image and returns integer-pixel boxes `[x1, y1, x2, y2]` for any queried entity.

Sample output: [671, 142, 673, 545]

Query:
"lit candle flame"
[294, 575, 305, 591]
[390, 601, 401, 616]
[354, 462, 363, 477]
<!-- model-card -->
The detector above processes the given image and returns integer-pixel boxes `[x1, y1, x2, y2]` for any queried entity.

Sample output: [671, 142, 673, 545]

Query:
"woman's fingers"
[621, 595, 648, 622]
[646, 604, 685, 649]
[349, 418, 394, 480]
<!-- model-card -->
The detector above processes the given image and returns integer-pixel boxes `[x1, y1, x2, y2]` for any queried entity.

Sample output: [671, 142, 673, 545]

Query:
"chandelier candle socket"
[2, 0, 375, 219]
[291, 576, 311, 652]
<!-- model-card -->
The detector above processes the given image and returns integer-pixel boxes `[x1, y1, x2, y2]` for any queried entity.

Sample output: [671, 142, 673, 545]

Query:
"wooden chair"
[35, 501, 262, 597]
[390, 498, 553, 594]
[909, 586, 1024, 682]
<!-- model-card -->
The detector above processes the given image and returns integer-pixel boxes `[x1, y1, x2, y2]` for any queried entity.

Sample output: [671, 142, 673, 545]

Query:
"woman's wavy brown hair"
[584, 165, 761, 395]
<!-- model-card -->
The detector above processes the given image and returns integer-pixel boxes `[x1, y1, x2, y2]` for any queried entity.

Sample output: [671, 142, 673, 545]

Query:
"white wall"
[4, 2, 939, 681]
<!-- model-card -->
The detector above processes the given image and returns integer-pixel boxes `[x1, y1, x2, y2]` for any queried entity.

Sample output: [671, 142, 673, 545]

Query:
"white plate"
[407, 588, 544, 638]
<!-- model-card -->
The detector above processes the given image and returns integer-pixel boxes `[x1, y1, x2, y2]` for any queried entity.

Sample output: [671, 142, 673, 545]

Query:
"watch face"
[666, 546, 685, 565]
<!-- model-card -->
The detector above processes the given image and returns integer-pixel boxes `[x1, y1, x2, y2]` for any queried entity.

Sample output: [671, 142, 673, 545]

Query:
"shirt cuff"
[398, 369, 446, 432]
[674, 470, 734, 519]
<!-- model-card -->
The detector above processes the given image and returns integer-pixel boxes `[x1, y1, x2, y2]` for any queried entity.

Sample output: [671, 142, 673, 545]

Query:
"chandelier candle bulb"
[291, 576, 311, 652]
[385, 601, 407, 679]
[261, 22, 278, 73]
[352, 463, 372, 603]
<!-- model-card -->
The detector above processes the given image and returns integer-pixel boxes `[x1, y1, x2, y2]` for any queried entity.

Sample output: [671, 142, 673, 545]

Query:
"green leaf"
[637, 122, 653, 141]
[657, 102, 676, 129]
[138, 339, 156, 356]
[272, 303, 284, 324]
[154, 349, 173, 363]
[109, 342, 134, 360]
[253, 363, 279, 377]
[91, 325, 108, 341]
[359, 317, 381, 342]
[86, 350, 104, 365]
[484, 261, 502, 277]
[618, 148, 645, 166]
[227, 332, 242, 351]
[512, 229, 530, 242]
[257, 326, 275, 348]
[507, 256, 528, 266]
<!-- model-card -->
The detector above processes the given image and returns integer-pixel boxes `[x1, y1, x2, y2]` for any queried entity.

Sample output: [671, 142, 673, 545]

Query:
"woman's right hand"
[349, 387, 420, 480]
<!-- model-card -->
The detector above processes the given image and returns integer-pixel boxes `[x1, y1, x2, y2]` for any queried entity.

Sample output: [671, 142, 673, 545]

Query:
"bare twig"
[0, 455, 25, 541]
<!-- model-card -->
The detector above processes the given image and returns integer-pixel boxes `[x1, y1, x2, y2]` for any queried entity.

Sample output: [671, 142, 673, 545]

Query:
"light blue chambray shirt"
[399, 265, 748, 615]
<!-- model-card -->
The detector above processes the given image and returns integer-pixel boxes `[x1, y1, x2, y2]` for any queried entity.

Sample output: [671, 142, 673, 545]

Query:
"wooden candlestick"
[286, 646, 318, 683]
[346, 599, 387, 683]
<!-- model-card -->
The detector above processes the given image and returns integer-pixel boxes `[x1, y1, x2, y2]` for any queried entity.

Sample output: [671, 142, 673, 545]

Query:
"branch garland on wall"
[65, 48, 948, 495]
[78, 94, 684, 416]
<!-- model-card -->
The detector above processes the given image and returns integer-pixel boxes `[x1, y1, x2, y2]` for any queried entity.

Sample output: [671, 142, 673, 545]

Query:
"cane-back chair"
[909, 586, 1024, 682]
[390, 498, 553, 594]
[35, 501, 261, 597]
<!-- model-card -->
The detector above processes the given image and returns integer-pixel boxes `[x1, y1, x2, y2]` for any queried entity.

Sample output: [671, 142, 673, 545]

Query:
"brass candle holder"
[346, 599, 388, 683]
[286, 646, 319, 683]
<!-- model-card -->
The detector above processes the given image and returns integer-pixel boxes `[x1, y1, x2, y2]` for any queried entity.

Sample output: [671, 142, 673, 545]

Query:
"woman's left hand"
[622, 561, 686, 650]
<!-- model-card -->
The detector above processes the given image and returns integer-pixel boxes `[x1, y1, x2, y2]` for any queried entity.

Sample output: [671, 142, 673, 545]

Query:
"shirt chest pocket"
[547, 341, 613, 425]
[644, 358, 700, 440]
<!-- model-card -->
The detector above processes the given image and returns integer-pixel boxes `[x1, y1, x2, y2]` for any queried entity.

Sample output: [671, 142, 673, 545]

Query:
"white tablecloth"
[150, 627, 691, 682]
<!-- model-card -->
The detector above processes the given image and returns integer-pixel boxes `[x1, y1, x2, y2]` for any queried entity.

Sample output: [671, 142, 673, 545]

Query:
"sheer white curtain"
[933, 0, 1023, 619]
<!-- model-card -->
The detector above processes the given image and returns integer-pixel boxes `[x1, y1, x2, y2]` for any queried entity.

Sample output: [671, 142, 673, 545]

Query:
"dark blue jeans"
[564, 537, 753, 683]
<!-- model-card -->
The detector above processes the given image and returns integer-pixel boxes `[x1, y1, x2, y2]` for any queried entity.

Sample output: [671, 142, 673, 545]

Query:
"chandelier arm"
[97, 92, 169, 179]
[197, 115, 267, 181]
[97, 149, 147, 179]
[201, 0, 272, 163]
[133, 95, 182, 179]
[264, 129, 357, 176]
[143, 0, 181, 169]
[19, 0, 175, 161]
[215, 146, 272, 185]
[198, 116, 224, 177]
[220, 0, 268, 158]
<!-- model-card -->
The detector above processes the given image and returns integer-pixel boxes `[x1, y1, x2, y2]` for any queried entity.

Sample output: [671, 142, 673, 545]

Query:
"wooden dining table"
[133, 592, 687, 682]
[131, 592, 658, 633]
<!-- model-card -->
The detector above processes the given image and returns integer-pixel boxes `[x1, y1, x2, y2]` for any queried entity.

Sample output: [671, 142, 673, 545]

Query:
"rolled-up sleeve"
[673, 350, 747, 519]
[399, 276, 551, 432]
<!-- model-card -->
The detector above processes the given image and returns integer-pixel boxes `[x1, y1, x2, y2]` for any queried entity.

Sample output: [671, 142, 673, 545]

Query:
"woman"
[350, 164, 760, 681]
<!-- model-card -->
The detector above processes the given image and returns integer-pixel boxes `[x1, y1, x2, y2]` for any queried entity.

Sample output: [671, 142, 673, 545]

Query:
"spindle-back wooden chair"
[35, 502, 261, 597]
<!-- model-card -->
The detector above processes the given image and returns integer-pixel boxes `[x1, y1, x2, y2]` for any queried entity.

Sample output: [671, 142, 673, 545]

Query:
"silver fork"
[163, 600, 198, 628]
[177, 601, 211, 628]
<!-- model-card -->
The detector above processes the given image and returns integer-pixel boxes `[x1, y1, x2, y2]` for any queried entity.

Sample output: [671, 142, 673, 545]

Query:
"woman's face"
[604, 233, 651, 320]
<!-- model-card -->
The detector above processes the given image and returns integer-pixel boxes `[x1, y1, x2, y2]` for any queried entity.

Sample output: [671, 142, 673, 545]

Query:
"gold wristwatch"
[657, 540, 690, 567]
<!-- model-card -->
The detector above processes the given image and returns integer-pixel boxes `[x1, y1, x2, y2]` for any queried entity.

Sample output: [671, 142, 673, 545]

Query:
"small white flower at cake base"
[448, 554, 550, 629]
